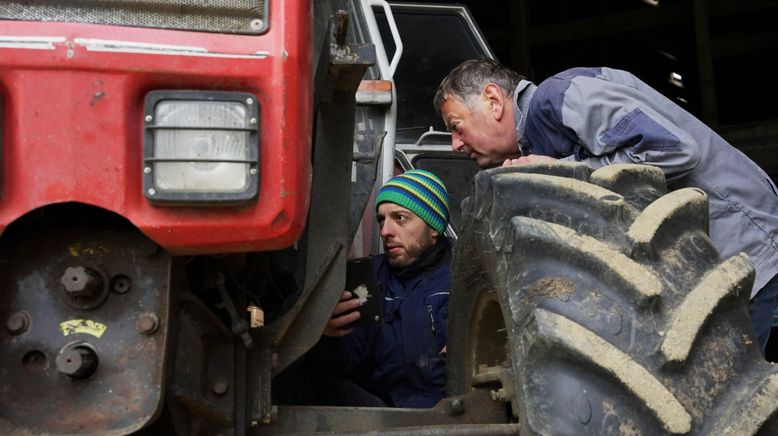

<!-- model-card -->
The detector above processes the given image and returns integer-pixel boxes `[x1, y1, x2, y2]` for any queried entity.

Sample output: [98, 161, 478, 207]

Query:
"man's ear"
[482, 83, 506, 121]
[430, 229, 440, 242]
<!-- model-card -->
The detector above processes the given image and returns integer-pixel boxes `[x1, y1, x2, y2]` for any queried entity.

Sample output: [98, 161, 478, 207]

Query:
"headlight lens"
[143, 91, 259, 204]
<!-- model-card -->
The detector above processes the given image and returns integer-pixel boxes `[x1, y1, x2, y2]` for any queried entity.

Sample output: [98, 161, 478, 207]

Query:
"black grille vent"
[0, 0, 268, 34]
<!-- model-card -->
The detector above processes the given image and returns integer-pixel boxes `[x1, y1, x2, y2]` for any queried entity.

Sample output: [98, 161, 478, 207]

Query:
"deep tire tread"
[660, 253, 754, 364]
[710, 370, 778, 435]
[512, 217, 662, 308]
[590, 164, 667, 210]
[484, 172, 634, 251]
[449, 164, 776, 435]
[533, 308, 692, 434]
[627, 188, 709, 256]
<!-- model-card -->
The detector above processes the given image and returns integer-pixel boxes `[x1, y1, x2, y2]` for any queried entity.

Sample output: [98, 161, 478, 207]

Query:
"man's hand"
[323, 290, 362, 337]
[501, 155, 557, 166]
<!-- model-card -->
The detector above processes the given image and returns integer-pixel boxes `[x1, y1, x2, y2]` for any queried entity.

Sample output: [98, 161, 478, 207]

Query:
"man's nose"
[451, 134, 465, 153]
[379, 221, 394, 239]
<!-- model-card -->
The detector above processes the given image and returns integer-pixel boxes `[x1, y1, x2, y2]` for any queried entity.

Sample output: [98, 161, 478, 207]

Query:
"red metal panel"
[0, 0, 313, 255]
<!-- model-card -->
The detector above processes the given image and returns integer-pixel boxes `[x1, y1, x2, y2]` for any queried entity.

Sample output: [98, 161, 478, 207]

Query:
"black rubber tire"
[448, 162, 778, 435]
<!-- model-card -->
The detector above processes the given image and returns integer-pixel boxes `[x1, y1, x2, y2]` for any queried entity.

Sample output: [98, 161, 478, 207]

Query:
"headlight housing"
[143, 90, 259, 205]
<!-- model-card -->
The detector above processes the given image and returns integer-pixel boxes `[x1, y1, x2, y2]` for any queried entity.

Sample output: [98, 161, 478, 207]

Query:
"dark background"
[429, 0, 778, 179]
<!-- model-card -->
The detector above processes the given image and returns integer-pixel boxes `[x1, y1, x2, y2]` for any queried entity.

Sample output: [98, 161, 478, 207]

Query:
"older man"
[435, 58, 778, 356]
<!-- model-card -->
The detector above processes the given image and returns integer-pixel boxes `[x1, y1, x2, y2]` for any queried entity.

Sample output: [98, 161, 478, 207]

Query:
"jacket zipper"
[427, 305, 436, 338]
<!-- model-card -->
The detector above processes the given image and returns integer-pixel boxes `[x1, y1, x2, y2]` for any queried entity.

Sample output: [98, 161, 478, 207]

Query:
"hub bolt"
[6, 312, 30, 335]
[137, 312, 159, 335]
[61, 266, 103, 298]
[56, 345, 98, 379]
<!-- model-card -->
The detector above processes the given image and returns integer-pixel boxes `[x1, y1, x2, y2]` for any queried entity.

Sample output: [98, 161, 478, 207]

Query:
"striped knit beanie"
[375, 169, 450, 233]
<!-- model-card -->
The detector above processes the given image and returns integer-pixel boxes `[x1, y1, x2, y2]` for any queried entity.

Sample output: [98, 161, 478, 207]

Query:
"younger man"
[315, 169, 452, 407]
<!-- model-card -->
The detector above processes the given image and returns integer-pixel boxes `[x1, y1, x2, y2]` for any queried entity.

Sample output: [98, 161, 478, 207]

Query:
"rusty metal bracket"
[254, 389, 512, 434]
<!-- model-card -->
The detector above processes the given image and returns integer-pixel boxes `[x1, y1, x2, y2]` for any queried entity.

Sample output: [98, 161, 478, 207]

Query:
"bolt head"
[6, 312, 29, 335]
[212, 381, 229, 396]
[56, 345, 98, 379]
[60, 266, 103, 298]
[449, 398, 465, 416]
[136, 313, 159, 335]
[250, 19, 264, 30]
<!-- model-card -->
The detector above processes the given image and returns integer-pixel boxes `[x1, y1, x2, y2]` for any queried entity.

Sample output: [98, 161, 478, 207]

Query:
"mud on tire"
[447, 162, 778, 435]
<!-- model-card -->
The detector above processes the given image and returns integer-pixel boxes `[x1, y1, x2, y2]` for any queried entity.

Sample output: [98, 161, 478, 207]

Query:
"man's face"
[440, 93, 519, 168]
[377, 202, 439, 268]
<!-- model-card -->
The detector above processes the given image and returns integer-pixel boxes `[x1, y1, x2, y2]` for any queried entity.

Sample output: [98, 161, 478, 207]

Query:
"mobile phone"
[345, 257, 382, 325]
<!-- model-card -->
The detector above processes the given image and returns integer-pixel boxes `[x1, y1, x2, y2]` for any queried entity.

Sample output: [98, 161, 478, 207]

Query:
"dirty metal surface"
[269, 423, 521, 436]
[168, 295, 237, 424]
[271, 9, 375, 376]
[0, 221, 171, 435]
[254, 389, 511, 434]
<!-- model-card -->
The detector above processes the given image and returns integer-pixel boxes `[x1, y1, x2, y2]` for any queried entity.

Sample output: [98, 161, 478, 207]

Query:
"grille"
[0, 0, 267, 34]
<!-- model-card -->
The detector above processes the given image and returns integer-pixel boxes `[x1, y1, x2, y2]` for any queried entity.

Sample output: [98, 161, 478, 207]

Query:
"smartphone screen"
[345, 257, 382, 325]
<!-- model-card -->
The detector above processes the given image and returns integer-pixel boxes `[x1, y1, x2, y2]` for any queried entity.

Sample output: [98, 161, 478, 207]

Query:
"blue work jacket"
[321, 238, 451, 408]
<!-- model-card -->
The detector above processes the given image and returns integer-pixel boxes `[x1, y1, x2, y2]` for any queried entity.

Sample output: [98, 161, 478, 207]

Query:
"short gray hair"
[434, 59, 526, 114]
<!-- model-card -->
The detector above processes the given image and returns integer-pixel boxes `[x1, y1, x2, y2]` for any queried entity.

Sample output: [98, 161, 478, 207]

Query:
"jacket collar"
[513, 80, 537, 155]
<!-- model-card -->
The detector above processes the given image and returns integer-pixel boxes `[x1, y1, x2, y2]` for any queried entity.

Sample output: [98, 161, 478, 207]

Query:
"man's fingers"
[330, 310, 361, 328]
[520, 155, 557, 163]
[322, 290, 363, 337]
[323, 310, 361, 337]
[502, 155, 557, 167]
[332, 297, 361, 316]
[502, 158, 522, 167]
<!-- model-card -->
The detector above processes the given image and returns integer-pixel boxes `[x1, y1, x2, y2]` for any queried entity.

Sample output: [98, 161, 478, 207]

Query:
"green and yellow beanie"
[375, 169, 450, 233]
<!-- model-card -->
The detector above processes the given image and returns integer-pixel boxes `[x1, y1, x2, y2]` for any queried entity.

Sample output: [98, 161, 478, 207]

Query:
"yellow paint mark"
[68, 244, 82, 257]
[59, 319, 107, 338]
[67, 243, 108, 257]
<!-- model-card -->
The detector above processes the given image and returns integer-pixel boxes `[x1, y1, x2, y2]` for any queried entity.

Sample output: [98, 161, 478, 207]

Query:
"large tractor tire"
[447, 162, 778, 435]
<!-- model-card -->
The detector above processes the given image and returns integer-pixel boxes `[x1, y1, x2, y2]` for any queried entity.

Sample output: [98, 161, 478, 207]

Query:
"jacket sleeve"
[308, 323, 377, 376]
[559, 75, 701, 182]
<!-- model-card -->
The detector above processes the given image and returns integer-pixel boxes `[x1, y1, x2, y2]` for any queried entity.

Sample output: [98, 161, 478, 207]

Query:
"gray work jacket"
[514, 66, 778, 297]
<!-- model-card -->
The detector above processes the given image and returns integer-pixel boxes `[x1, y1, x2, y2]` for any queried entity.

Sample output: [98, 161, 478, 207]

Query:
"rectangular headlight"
[143, 90, 259, 205]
